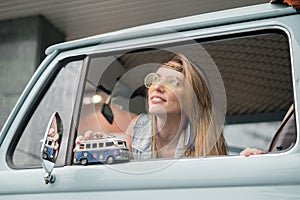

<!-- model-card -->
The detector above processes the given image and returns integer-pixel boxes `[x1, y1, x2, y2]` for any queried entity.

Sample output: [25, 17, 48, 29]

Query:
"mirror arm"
[44, 172, 56, 184]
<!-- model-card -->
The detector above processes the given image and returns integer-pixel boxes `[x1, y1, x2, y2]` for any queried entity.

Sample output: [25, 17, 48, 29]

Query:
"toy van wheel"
[80, 159, 88, 165]
[106, 156, 114, 164]
[42, 153, 48, 159]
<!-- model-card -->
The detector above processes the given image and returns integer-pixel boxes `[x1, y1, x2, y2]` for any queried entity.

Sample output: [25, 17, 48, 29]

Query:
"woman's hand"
[240, 148, 265, 156]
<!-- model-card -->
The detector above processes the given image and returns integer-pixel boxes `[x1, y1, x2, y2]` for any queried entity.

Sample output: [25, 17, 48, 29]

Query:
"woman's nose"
[152, 81, 165, 92]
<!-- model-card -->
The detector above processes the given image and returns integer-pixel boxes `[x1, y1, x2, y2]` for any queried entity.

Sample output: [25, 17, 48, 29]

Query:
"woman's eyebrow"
[176, 77, 184, 83]
[155, 73, 162, 78]
[156, 71, 183, 80]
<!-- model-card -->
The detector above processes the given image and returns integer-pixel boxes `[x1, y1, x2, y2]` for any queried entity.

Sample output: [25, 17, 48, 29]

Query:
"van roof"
[81, 138, 124, 143]
[45, 3, 297, 55]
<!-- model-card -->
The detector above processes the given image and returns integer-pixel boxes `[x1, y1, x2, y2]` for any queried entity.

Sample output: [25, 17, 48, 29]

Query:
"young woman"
[126, 54, 227, 159]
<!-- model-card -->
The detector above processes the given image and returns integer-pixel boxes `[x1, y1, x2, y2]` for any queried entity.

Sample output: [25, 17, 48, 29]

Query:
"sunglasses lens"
[163, 76, 177, 90]
[144, 73, 178, 90]
[144, 73, 158, 88]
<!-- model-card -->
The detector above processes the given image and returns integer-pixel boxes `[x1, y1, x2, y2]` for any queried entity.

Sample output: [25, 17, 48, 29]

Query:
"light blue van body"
[0, 3, 300, 199]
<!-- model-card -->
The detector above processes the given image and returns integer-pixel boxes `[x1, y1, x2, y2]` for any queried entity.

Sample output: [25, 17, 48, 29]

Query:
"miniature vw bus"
[42, 136, 57, 162]
[74, 135, 130, 165]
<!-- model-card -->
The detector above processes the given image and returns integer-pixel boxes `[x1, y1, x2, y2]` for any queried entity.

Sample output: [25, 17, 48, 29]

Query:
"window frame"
[73, 27, 297, 163]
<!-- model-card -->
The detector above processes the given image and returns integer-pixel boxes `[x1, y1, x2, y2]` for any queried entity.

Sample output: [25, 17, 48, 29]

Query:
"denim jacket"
[131, 114, 190, 160]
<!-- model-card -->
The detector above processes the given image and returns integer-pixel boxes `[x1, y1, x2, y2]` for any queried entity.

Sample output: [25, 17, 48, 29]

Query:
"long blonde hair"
[150, 54, 227, 157]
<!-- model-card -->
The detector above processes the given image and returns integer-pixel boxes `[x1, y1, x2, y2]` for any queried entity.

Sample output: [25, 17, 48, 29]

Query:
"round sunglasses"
[144, 73, 179, 91]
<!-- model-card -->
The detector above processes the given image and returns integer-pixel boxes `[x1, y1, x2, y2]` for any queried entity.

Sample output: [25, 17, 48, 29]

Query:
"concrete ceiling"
[0, 0, 267, 41]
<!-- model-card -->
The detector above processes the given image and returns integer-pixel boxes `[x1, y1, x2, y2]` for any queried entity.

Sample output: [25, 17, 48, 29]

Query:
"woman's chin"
[149, 104, 166, 116]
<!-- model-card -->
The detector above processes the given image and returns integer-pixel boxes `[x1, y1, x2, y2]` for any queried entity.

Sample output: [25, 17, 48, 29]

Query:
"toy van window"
[106, 142, 114, 147]
[92, 143, 97, 148]
[10, 60, 83, 168]
[75, 29, 295, 163]
[99, 143, 104, 148]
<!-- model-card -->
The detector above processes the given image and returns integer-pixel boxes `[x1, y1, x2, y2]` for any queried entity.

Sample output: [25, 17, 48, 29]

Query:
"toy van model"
[42, 136, 57, 162]
[0, 1, 300, 199]
[74, 135, 130, 165]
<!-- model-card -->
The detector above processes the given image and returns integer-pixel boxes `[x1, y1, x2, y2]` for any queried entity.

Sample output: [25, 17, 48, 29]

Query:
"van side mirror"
[40, 112, 63, 184]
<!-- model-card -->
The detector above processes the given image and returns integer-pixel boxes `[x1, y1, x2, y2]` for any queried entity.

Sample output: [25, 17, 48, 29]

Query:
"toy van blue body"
[75, 148, 130, 164]
[42, 137, 56, 162]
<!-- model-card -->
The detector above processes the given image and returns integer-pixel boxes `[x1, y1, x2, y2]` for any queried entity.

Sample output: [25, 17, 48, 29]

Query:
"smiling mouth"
[150, 96, 166, 104]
